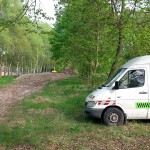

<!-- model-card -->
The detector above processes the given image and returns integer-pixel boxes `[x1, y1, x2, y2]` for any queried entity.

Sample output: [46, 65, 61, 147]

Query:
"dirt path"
[0, 72, 72, 123]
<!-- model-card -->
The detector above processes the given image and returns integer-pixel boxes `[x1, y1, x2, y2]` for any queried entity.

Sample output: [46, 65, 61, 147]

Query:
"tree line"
[0, 0, 149, 86]
[51, 0, 150, 86]
[0, 0, 52, 76]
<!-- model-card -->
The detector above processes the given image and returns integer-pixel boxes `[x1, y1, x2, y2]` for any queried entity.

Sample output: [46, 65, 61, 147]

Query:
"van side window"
[119, 69, 145, 89]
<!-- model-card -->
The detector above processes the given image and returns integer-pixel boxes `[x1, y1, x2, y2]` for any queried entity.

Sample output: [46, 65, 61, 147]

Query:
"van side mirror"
[114, 81, 119, 90]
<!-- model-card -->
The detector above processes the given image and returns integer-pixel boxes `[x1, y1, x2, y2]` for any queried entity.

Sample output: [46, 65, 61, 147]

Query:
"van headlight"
[86, 101, 96, 107]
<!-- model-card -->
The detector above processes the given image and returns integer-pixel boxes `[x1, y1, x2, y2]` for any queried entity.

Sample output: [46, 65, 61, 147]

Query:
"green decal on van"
[136, 102, 150, 108]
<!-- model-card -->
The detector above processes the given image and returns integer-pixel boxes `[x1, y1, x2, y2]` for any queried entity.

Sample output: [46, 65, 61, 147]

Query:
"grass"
[1, 77, 150, 149]
[0, 76, 16, 89]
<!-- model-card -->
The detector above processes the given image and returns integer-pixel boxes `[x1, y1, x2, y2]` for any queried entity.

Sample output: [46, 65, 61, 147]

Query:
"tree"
[51, 0, 116, 84]
[50, 0, 150, 85]
[108, 0, 150, 77]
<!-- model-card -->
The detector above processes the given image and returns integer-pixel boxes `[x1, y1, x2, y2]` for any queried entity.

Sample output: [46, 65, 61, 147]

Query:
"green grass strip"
[0, 76, 16, 88]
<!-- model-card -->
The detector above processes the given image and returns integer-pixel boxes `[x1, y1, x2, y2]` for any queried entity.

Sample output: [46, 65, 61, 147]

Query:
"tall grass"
[1, 77, 150, 150]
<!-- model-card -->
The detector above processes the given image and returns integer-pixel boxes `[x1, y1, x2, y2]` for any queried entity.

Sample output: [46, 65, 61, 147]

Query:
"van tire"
[103, 107, 124, 126]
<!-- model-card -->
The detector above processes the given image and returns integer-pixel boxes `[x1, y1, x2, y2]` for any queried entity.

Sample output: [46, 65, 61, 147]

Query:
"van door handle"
[139, 91, 148, 94]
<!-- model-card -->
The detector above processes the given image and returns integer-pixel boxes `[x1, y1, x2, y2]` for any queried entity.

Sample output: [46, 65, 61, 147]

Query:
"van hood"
[86, 87, 115, 102]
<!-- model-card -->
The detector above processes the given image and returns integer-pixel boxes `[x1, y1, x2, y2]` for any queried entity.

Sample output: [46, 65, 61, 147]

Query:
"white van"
[85, 55, 150, 126]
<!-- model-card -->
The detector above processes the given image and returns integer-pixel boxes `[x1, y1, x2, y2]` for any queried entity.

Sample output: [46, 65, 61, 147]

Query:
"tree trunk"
[33, 68, 36, 74]
[108, 0, 125, 78]
[27, 67, 30, 73]
[8, 63, 12, 76]
[30, 61, 33, 73]
[4, 66, 6, 76]
[108, 21, 124, 77]
[16, 62, 19, 76]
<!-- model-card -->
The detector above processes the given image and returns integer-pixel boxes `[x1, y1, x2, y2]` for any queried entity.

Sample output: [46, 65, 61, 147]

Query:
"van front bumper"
[85, 107, 103, 119]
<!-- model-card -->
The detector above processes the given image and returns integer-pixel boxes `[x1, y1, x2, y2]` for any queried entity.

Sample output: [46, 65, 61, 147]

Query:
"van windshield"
[104, 68, 127, 87]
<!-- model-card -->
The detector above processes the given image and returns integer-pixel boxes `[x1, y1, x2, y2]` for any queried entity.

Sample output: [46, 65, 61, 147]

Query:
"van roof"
[122, 55, 150, 68]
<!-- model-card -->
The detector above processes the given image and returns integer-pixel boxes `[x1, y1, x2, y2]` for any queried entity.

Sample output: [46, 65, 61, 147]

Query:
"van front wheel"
[103, 108, 124, 126]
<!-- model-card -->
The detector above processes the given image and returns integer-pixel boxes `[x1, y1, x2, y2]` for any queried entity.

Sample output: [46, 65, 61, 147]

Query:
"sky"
[36, 0, 58, 25]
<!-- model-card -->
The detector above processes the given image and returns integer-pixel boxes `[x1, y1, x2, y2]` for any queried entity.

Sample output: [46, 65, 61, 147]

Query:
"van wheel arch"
[102, 106, 127, 126]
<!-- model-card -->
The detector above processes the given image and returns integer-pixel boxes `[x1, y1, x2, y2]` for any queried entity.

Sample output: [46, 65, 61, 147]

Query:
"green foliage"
[0, 0, 53, 74]
[50, 0, 150, 85]
[0, 21, 52, 74]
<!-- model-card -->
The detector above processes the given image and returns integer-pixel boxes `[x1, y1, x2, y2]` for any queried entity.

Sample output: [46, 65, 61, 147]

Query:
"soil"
[0, 71, 75, 123]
